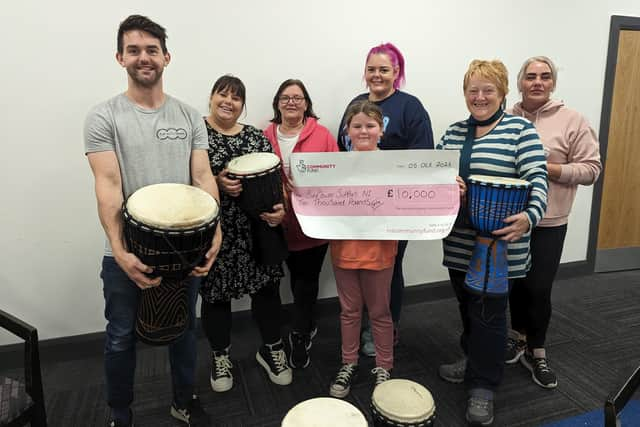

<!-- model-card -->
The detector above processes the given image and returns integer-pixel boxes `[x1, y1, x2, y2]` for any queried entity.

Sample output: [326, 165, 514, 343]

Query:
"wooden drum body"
[227, 152, 284, 218]
[123, 183, 220, 345]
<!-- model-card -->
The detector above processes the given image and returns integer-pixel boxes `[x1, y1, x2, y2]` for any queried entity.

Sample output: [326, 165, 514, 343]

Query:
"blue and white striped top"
[436, 114, 548, 278]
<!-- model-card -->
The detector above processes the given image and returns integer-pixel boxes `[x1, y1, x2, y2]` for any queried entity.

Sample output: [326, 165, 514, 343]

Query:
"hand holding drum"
[226, 152, 288, 265]
[113, 251, 161, 290]
[217, 169, 243, 197]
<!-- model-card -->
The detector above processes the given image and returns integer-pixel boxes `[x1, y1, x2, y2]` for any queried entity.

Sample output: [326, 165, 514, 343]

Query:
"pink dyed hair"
[365, 42, 406, 89]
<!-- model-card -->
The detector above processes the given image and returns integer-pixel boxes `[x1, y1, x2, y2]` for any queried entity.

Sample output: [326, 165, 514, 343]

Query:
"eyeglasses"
[279, 95, 305, 104]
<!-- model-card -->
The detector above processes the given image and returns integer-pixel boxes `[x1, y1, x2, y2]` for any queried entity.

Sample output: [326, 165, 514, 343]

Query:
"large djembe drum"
[281, 397, 368, 427]
[123, 183, 219, 345]
[465, 175, 531, 295]
[227, 152, 288, 265]
[371, 379, 436, 427]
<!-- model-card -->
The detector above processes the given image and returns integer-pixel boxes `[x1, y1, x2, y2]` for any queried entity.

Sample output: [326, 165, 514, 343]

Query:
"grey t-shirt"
[84, 93, 208, 255]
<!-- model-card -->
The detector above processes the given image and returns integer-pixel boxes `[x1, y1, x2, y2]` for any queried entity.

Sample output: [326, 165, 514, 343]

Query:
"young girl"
[329, 100, 397, 398]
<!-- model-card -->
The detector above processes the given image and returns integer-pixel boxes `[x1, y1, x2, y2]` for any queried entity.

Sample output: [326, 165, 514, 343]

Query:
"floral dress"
[200, 121, 284, 302]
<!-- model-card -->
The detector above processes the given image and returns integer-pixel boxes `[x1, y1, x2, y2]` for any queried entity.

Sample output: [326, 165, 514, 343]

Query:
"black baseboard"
[0, 262, 589, 370]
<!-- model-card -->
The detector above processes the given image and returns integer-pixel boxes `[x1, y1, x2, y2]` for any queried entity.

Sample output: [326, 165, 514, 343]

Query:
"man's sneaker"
[505, 337, 526, 364]
[360, 325, 376, 357]
[210, 348, 233, 392]
[466, 389, 494, 426]
[289, 331, 311, 368]
[371, 367, 391, 385]
[438, 357, 466, 384]
[170, 395, 210, 426]
[329, 363, 358, 398]
[521, 351, 558, 389]
[256, 340, 292, 385]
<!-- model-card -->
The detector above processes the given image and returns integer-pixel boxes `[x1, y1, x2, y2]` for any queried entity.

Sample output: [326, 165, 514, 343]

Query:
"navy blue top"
[337, 90, 434, 151]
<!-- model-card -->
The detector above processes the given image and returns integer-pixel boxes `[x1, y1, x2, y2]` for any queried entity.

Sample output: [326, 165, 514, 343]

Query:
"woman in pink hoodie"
[506, 56, 601, 389]
[264, 79, 339, 369]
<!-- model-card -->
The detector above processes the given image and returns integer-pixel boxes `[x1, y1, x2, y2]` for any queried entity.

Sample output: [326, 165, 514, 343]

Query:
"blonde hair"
[516, 56, 557, 92]
[345, 100, 384, 128]
[463, 59, 509, 98]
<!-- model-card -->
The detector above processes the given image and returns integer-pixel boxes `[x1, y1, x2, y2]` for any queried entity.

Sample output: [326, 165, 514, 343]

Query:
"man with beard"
[84, 15, 220, 427]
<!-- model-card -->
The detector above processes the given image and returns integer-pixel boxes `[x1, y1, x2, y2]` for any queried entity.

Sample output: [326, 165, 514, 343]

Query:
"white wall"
[1, 0, 638, 345]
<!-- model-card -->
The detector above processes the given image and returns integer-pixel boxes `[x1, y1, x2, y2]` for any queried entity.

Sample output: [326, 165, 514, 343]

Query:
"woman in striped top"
[436, 59, 548, 426]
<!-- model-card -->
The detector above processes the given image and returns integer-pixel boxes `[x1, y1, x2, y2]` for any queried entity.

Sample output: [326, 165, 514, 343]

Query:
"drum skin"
[282, 397, 368, 427]
[371, 379, 436, 427]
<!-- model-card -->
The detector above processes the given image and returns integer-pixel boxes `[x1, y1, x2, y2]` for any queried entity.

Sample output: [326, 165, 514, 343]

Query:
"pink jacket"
[264, 118, 339, 251]
[509, 99, 602, 227]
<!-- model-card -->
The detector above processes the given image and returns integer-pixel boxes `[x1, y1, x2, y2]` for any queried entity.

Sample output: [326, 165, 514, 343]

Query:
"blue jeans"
[101, 256, 198, 409]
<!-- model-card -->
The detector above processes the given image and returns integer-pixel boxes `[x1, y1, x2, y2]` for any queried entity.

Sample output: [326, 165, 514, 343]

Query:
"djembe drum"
[227, 152, 288, 265]
[465, 175, 531, 296]
[123, 183, 219, 345]
[281, 397, 368, 427]
[371, 379, 436, 427]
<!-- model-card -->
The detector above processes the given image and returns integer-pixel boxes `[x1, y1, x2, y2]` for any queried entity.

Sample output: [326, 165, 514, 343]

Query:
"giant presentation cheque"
[290, 149, 460, 240]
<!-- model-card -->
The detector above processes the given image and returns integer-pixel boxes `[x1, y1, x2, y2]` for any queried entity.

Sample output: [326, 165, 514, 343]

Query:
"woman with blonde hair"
[437, 59, 548, 426]
[505, 56, 601, 389]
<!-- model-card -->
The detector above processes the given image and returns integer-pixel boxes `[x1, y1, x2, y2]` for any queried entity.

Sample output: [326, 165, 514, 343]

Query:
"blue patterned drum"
[465, 175, 531, 296]
[467, 175, 531, 234]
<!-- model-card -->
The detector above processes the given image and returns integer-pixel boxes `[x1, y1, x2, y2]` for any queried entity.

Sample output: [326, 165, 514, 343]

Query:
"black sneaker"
[170, 395, 210, 426]
[256, 340, 293, 385]
[289, 331, 311, 368]
[210, 348, 233, 392]
[371, 367, 391, 385]
[505, 337, 526, 364]
[329, 363, 358, 398]
[521, 352, 558, 389]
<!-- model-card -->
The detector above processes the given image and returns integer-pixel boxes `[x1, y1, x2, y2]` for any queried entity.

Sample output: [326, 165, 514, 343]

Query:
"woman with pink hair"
[336, 42, 434, 356]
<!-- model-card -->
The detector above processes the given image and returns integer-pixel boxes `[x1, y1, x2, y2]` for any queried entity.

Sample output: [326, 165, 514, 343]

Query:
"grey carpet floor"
[3, 269, 640, 426]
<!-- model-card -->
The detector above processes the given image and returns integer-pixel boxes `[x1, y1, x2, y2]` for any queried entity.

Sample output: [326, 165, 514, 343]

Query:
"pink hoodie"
[264, 117, 339, 251]
[509, 99, 602, 227]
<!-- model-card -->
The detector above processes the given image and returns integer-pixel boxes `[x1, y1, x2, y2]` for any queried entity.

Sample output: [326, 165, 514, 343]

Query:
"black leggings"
[509, 225, 567, 349]
[286, 244, 328, 334]
[200, 281, 283, 351]
[449, 268, 509, 391]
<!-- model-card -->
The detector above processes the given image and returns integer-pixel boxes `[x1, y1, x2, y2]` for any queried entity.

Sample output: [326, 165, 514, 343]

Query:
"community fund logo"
[295, 160, 336, 174]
